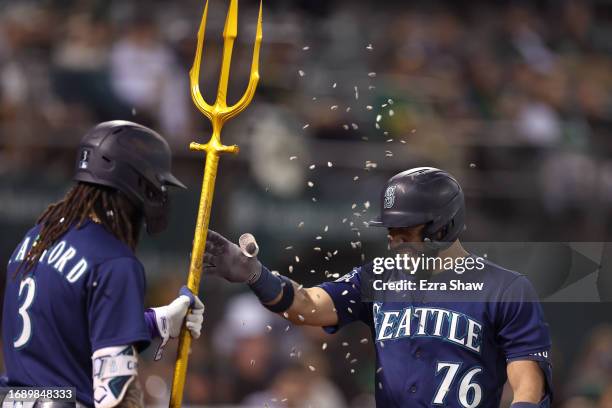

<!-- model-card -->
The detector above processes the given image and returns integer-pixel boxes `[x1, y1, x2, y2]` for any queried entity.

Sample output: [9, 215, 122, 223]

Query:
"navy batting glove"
[203, 230, 262, 283]
[203, 230, 286, 307]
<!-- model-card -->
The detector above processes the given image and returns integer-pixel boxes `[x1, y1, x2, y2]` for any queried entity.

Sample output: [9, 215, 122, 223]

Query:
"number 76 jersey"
[318, 258, 553, 408]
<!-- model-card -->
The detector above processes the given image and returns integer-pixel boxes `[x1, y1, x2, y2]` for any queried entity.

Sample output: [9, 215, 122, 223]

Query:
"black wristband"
[263, 275, 295, 313]
[248, 265, 282, 303]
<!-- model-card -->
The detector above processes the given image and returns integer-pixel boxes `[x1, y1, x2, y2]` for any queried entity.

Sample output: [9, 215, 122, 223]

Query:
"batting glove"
[149, 286, 204, 360]
[203, 230, 262, 283]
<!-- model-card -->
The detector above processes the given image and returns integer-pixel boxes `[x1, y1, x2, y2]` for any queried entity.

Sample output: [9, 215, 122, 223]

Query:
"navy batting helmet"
[73, 120, 186, 234]
[369, 167, 465, 249]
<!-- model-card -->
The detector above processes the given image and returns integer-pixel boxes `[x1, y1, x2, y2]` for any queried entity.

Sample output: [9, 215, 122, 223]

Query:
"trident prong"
[171, 1, 263, 407]
[189, 0, 213, 121]
[216, 0, 238, 107]
[226, 1, 262, 121]
[189, 0, 263, 141]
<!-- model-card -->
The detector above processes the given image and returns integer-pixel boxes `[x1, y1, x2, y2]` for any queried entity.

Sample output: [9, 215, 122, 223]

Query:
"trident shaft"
[170, 1, 262, 406]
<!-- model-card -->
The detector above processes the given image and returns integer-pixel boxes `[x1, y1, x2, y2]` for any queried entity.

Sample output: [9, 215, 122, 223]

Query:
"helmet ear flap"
[422, 221, 448, 247]
[422, 205, 462, 250]
[141, 178, 170, 235]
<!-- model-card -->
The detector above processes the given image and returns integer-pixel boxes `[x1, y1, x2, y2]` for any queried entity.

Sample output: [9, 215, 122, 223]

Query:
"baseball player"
[204, 167, 553, 407]
[2, 121, 204, 407]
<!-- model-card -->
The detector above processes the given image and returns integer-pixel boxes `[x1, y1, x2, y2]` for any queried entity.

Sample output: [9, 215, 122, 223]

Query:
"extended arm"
[204, 230, 339, 327]
[507, 360, 544, 406]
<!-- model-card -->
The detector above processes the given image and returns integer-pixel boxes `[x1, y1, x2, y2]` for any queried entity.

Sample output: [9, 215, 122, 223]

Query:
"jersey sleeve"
[497, 275, 552, 360]
[497, 275, 553, 396]
[317, 268, 366, 334]
[88, 257, 151, 352]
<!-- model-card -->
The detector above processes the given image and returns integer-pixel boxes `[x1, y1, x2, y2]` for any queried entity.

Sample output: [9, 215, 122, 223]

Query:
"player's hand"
[203, 230, 262, 284]
[166, 286, 205, 339]
[150, 286, 204, 360]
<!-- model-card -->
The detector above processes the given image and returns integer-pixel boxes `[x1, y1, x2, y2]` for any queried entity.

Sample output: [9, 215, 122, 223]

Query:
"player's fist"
[168, 286, 204, 338]
[203, 230, 262, 284]
[150, 286, 204, 360]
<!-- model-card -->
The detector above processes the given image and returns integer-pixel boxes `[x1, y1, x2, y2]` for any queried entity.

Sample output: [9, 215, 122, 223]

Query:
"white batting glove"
[151, 286, 204, 360]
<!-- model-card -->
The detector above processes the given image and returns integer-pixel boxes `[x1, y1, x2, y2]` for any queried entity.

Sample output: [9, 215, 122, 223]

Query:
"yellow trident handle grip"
[169, 149, 219, 408]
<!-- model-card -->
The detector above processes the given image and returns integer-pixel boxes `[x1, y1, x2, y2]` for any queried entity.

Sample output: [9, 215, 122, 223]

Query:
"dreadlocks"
[16, 182, 142, 277]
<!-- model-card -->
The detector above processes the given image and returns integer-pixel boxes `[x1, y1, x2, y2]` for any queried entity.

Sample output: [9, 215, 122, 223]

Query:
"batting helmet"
[73, 120, 186, 234]
[369, 167, 465, 249]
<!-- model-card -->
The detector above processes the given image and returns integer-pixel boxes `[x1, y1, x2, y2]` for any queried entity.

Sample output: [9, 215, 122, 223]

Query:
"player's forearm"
[266, 281, 336, 326]
[116, 379, 144, 408]
[261, 280, 309, 324]
[253, 270, 337, 326]
[507, 360, 545, 403]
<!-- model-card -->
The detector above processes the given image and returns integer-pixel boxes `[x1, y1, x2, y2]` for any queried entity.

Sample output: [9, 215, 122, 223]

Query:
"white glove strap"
[151, 306, 171, 361]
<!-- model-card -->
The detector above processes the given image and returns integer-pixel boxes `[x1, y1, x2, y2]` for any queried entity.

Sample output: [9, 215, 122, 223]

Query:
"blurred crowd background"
[1, 0, 612, 406]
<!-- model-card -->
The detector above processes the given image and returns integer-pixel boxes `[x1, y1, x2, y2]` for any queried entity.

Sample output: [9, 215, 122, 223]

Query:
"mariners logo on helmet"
[384, 186, 397, 209]
[78, 149, 91, 169]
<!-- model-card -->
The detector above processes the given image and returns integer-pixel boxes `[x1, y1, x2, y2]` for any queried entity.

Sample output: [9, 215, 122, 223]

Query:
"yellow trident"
[170, 0, 262, 406]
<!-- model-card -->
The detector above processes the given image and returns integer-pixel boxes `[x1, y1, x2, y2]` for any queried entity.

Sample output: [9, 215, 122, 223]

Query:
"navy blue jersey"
[319, 257, 552, 408]
[2, 220, 151, 406]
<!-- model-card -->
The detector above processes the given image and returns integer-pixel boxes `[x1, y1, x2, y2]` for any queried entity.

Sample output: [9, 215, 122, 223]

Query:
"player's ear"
[399, 227, 417, 243]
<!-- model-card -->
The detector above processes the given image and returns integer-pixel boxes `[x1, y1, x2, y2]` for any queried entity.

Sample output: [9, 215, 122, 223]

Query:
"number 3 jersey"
[318, 257, 553, 408]
[2, 220, 151, 406]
